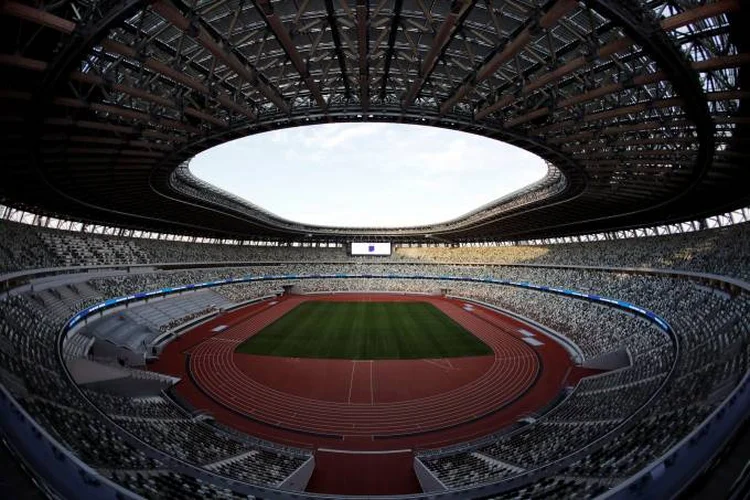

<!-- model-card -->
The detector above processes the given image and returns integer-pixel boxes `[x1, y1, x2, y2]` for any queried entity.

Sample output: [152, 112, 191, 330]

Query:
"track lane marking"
[370, 360, 374, 405]
[185, 294, 547, 435]
[347, 361, 357, 404]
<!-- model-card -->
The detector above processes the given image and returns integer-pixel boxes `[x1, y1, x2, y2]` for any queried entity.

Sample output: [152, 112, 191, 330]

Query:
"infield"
[234, 301, 492, 359]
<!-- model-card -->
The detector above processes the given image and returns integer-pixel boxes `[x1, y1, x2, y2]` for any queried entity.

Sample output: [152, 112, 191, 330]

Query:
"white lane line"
[347, 361, 357, 404]
[369, 360, 374, 405]
[422, 358, 456, 371]
[522, 337, 544, 347]
[317, 448, 412, 455]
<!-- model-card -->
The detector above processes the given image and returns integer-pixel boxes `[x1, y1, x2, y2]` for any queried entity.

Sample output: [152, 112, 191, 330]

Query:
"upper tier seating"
[395, 222, 750, 281]
[0, 222, 59, 272]
[3, 220, 750, 281]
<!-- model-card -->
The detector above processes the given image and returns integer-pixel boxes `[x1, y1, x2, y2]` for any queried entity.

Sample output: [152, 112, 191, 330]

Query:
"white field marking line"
[522, 337, 544, 347]
[347, 361, 357, 404]
[421, 359, 447, 370]
[421, 358, 457, 371]
[369, 360, 374, 405]
[317, 448, 412, 455]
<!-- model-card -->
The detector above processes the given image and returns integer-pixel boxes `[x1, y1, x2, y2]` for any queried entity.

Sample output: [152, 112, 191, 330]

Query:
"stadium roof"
[0, 0, 748, 243]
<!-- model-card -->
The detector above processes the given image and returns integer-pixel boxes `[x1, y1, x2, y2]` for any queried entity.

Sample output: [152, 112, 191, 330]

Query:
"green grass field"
[235, 301, 492, 360]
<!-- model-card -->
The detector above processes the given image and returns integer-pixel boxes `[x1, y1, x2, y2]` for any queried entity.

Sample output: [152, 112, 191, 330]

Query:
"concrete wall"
[413, 457, 447, 493]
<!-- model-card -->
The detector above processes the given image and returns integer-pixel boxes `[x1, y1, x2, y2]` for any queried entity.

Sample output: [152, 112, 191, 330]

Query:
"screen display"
[351, 242, 392, 256]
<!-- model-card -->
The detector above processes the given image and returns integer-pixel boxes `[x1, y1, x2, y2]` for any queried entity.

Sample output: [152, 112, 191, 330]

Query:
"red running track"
[187, 295, 539, 437]
[233, 355, 495, 404]
[150, 294, 580, 495]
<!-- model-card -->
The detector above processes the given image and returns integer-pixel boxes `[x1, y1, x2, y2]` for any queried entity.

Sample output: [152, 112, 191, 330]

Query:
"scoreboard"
[350, 242, 392, 256]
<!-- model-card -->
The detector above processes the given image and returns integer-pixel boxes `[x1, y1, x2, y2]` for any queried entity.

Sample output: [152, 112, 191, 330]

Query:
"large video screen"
[351, 242, 392, 256]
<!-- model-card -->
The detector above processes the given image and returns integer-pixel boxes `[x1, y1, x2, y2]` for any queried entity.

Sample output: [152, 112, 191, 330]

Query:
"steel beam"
[660, 0, 741, 31]
[70, 71, 229, 127]
[0, 53, 48, 72]
[254, 0, 325, 109]
[100, 40, 256, 121]
[357, 0, 369, 111]
[150, 0, 285, 114]
[51, 96, 201, 133]
[402, 0, 474, 108]
[62, 136, 172, 151]
[379, 0, 403, 100]
[62, 147, 164, 159]
[45, 118, 136, 135]
[325, 0, 351, 98]
[587, 0, 715, 210]
[440, 0, 578, 115]
[474, 37, 632, 120]
[476, 1, 744, 121]
[485, 48, 748, 123]
[583, 98, 683, 123]
[0, 1, 76, 34]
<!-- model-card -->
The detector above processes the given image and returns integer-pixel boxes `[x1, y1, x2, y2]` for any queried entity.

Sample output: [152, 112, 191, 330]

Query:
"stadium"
[0, 0, 749, 499]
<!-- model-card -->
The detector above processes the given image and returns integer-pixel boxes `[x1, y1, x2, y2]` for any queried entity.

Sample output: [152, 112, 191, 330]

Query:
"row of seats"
[0, 288, 313, 494]
[2, 219, 750, 281]
[211, 450, 308, 486]
[81, 392, 189, 420]
[22, 397, 161, 470]
[419, 284, 749, 494]
[39, 231, 150, 268]
[112, 418, 259, 467]
[107, 469, 256, 500]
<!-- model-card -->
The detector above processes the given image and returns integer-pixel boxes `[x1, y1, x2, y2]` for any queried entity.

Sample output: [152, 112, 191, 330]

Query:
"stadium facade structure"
[0, 0, 748, 243]
[2, 2, 750, 499]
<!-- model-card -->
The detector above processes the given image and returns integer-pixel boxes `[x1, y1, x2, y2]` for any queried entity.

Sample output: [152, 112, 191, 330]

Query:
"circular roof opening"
[190, 123, 548, 228]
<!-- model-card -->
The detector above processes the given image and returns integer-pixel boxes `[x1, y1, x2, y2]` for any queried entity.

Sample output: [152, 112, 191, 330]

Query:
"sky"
[189, 123, 548, 228]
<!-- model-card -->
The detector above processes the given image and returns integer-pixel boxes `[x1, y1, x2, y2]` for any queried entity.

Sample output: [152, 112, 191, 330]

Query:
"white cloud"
[315, 122, 381, 149]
